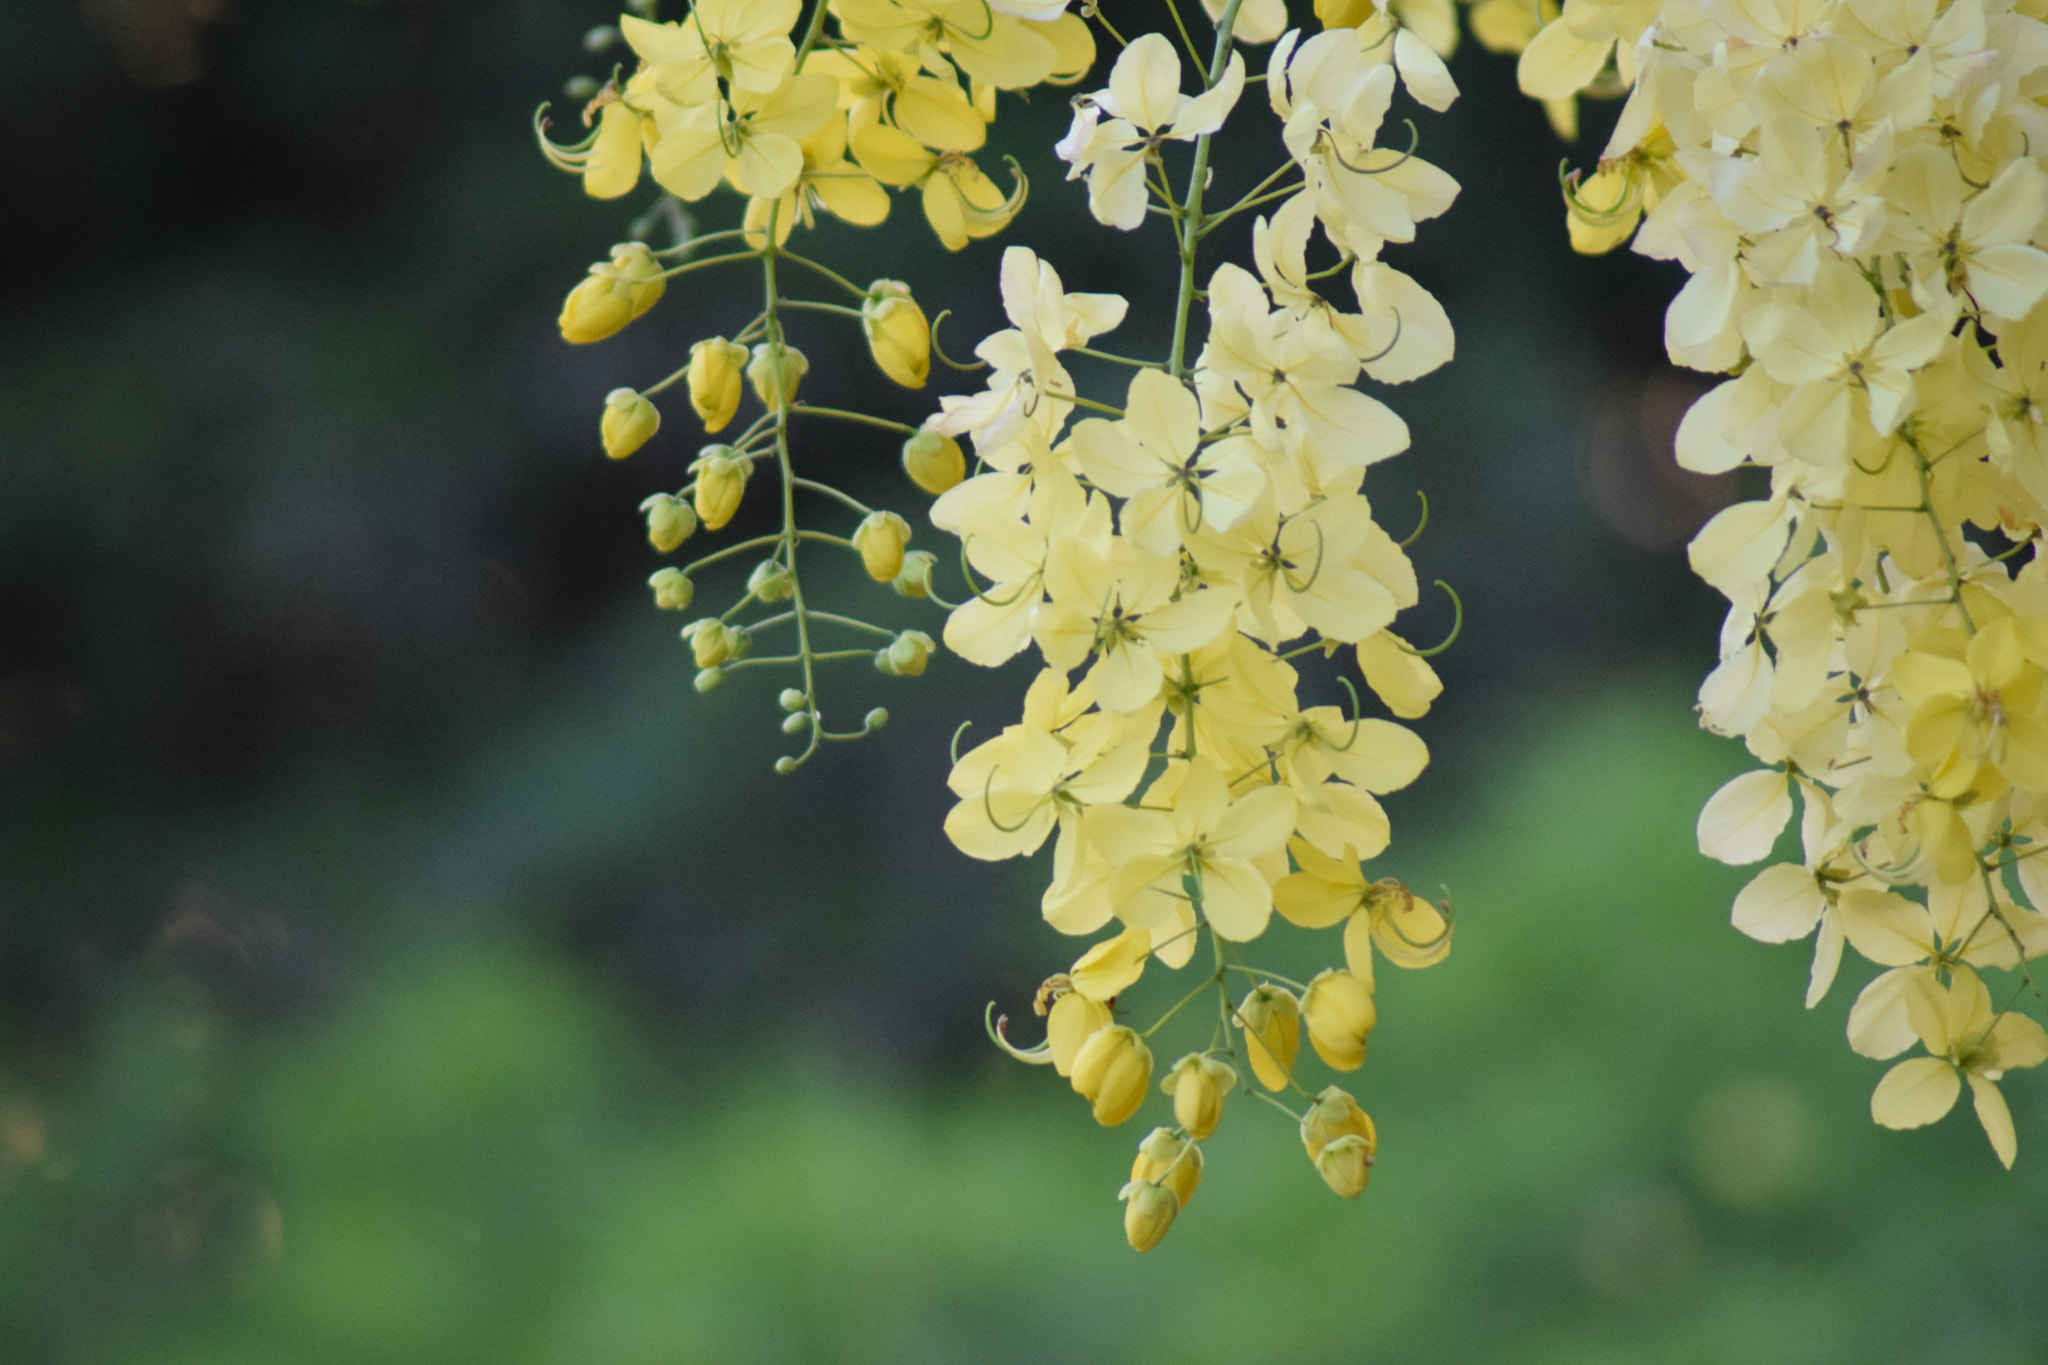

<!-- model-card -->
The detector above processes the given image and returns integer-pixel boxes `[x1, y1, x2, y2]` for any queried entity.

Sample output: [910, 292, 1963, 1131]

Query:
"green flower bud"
[683, 618, 742, 669]
[852, 510, 913, 583]
[693, 667, 723, 693]
[860, 280, 929, 389]
[901, 426, 965, 496]
[778, 688, 808, 713]
[559, 242, 664, 344]
[863, 707, 888, 731]
[892, 550, 937, 599]
[747, 559, 795, 602]
[691, 448, 749, 531]
[687, 337, 749, 432]
[780, 712, 810, 735]
[647, 567, 693, 611]
[746, 342, 808, 410]
[640, 493, 698, 553]
[875, 629, 934, 677]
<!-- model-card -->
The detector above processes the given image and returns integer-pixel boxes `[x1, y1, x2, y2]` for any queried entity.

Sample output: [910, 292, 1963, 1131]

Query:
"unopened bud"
[1301, 968, 1376, 1071]
[901, 426, 965, 496]
[691, 449, 749, 530]
[1070, 1024, 1152, 1127]
[1118, 1179, 1178, 1252]
[647, 567, 693, 611]
[683, 618, 742, 669]
[687, 337, 749, 432]
[746, 342, 808, 410]
[861, 280, 930, 389]
[864, 707, 889, 731]
[1315, 1133, 1375, 1198]
[559, 242, 664, 344]
[1299, 1084, 1376, 1161]
[747, 559, 795, 602]
[1131, 1126, 1203, 1210]
[778, 688, 808, 713]
[893, 550, 937, 599]
[1236, 984, 1300, 1092]
[875, 629, 934, 677]
[694, 667, 723, 693]
[781, 711, 809, 735]
[852, 510, 913, 582]
[1161, 1053, 1237, 1140]
[773, 754, 798, 774]
[601, 388, 661, 460]
[641, 493, 698, 553]
[1046, 990, 1112, 1076]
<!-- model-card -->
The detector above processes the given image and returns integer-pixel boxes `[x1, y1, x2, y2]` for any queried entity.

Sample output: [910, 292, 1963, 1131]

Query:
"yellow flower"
[647, 568, 693, 611]
[558, 243, 665, 345]
[849, 118, 1026, 251]
[687, 338, 749, 432]
[1870, 967, 2048, 1167]
[901, 426, 965, 495]
[600, 388, 660, 460]
[1117, 1179, 1178, 1251]
[1160, 1053, 1236, 1139]
[1235, 983, 1300, 1091]
[747, 342, 809, 410]
[1130, 1126, 1202, 1209]
[691, 449, 750, 530]
[861, 280, 931, 389]
[583, 99, 647, 200]
[852, 510, 913, 582]
[1070, 1024, 1152, 1126]
[1301, 968, 1376, 1071]
[682, 618, 743, 669]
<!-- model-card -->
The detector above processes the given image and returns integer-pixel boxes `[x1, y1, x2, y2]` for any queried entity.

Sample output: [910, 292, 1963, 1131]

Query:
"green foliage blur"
[3, 1, 2041, 1361]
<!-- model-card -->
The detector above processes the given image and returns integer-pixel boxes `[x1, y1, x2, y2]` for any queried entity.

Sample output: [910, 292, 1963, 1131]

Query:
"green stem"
[1166, 0, 1248, 378]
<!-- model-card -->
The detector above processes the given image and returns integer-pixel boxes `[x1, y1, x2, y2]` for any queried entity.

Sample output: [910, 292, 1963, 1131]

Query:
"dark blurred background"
[1, 2, 2040, 1362]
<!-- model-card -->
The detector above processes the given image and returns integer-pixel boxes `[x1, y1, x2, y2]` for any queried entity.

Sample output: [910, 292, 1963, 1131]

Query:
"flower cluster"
[538, 0, 1093, 770]
[927, 3, 1459, 1249]
[1530, 0, 2048, 1161]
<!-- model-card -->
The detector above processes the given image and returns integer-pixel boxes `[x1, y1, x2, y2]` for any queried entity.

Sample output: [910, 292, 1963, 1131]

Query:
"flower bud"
[852, 510, 913, 582]
[892, 550, 937, 599]
[1235, 984, 1300, 1092]
[875, 629, 934, 677]
[1046, 991, 1111, 1076]
[601, 387, 660, 460]
[683, 618, 742, 669]
[641, 493, 698, 553]
[1070, 1024, 1152, 1126]
[691, 449, 749, 531]
[778, 688, 808, 713]
[781, 711, 809, 735]
[559, 242, 665, 344]
[901, 426, 965, 495]
[1160, 1053, 1236, 1140]
[747, 559, 796, 602]
[1314, 1133, 1375, 1198]
[747, 342, 808, 410]
[861, 280, 930, 389]
[1301, 968, 1376, 1071]
[687, 337, 749, 432]
[1131, 1126, 1202, 1210]
[863, 707, 888, 731]
[1118, 1179, 1178, 1252]
[693, 667, 723, 693]
[1299, 1084, 1375, 1161]
[647, 567, 693, 611]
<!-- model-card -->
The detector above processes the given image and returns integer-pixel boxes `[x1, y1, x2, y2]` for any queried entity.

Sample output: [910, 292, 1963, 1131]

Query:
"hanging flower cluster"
[1524, 0, 2048, 1163]
[924, 1, 1460, 1250]
[537, 0, 1092, 771]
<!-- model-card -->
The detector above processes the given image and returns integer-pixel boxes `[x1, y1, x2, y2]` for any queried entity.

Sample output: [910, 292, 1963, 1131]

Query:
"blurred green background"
[3, 1, 2043, 1361]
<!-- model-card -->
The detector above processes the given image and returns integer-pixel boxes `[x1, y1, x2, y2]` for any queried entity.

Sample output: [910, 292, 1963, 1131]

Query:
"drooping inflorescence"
[1517, 0, 2048, 1162]
[542, 0, 1464, 1248]
[922, 1, 1463, 1248]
